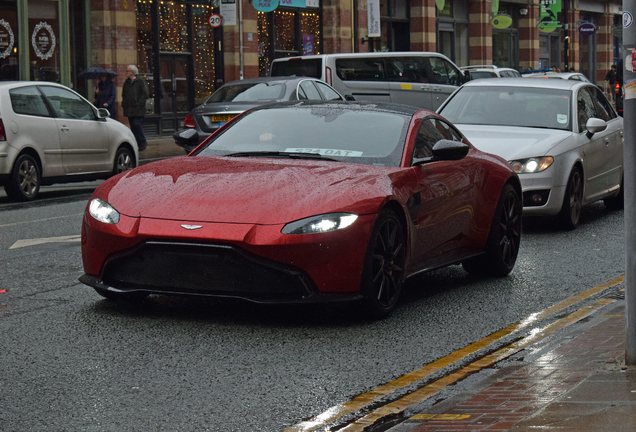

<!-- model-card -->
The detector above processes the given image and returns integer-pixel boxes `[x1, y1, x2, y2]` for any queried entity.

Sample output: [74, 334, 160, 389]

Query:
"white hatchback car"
[438, 78, 623, 229]
[0, 81, 138, 201]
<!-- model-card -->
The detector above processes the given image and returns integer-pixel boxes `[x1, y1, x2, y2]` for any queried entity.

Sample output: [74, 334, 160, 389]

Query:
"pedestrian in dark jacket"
[121, 65, 149, 151]
[94, 74, 117, 119]
[605, 64, 617, 102]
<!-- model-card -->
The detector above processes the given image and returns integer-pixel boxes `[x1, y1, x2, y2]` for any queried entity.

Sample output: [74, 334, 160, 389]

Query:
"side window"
[39, 86, 96, 120]
[587, 86, 615, 120]
[298, 80, 322, 100]
[314, 81, 343, 100]
[577, 88, 596, 133]
[435, 119, 463, 141]
[9, 86, 51, 117]
[413, 118, 446, 160]
[385, 57, 429, 83]
[335, 58, 386, 81]
[429, 57, 461, 86]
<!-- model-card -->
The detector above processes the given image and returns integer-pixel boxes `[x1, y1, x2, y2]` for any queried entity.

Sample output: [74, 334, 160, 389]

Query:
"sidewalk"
[387, 301, 636, 432]
[139, 136, 186, 163]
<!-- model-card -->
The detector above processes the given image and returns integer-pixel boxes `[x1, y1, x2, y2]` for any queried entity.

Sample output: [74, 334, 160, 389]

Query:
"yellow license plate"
[210, 114, 235, 122]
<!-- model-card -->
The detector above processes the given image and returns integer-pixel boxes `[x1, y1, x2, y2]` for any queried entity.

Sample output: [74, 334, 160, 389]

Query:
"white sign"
[221, 0, 237, 26]
[209, 14, 222, 28]
[0, 19, 15, 59]
[367, 0, 381, 37]
[31, 22, 56, 60]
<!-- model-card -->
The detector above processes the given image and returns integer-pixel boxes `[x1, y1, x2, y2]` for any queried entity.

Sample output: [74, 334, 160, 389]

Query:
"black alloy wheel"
[113, 147, 135, 175]
[463, 183, 521, 276]
[5, 154, 41, 201]
[361, 209, 406, 318]
[559, 167, 583, 230]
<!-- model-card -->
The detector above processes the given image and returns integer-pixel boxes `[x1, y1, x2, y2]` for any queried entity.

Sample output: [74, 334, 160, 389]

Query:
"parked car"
[460, 65, 522, 80]
[176, 76, 348, 152]
[522, 71, 591, 82]
[80, 101, 521, 318]
[0, 81, 138, 201]
[270, 52, 467, 111]
[438, 78, 623, 230]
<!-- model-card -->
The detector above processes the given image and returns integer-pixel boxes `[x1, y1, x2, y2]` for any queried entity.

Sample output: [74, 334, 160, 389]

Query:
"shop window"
[0, 2, 18, 80]
[192, 4, 216, 103]
[28, 0, 60, 82]
[159, 2, 189, 53]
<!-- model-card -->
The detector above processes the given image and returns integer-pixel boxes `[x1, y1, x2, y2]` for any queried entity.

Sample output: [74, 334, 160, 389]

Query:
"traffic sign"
[209, 14, 222, 28]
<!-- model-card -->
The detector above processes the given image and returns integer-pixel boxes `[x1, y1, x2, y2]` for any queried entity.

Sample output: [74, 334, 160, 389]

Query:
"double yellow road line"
[284, 275, 625, 432]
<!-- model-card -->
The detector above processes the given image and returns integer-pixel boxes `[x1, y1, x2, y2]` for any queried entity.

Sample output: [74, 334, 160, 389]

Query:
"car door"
[39, 85, 111, 174]
[587, 85, 623, 192]
[385, 56, 433, 109]
[7, 85, 63, 177]
[427, 57, 463, 111]
[407, 117, 477, 271]
[576, 86, 611, 201]
[333, 57, 391, 102]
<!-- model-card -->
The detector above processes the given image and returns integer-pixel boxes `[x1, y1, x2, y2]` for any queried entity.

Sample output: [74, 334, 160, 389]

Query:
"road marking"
[284, 275, 624, 432]
[410, 414, 471, 421]
[10, 235, 81, 249]
[0, 213, 84, 228]
[339, 298, 616, 432]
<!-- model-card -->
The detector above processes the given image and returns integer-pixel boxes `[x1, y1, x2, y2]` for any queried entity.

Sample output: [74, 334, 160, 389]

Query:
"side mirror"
[173, 128, 199, 148]
[344, 94, 356, 101]
[412, 139, 470, 165]
[97, 108, 110, 119]
[585, 117, 607, 139]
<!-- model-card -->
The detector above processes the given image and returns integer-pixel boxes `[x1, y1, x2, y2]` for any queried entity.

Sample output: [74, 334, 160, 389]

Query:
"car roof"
[272, 52, 450, 60]
[0, 81, 68, 89]
[460, 77, 586, 90]
[250, 100, 423, 116]
[222, 76, 321, 86]
[522, 72, 585, 79]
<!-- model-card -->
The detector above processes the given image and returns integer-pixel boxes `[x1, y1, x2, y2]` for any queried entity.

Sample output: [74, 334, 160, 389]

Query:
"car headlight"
[509, 156, 554, 174]
[89, 198, 120, 224]
[282, 213, 358, 235]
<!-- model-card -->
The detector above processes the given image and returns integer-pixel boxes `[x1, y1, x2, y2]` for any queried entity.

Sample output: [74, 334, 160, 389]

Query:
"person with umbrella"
[94, 74, 117, 118]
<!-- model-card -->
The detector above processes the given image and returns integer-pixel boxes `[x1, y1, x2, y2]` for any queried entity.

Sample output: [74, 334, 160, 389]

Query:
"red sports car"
[80, 101, 521, 317]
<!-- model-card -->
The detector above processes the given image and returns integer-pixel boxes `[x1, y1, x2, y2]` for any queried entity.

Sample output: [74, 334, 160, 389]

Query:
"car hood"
[455, 125, 573, 161]
[100, 157, 401, 224]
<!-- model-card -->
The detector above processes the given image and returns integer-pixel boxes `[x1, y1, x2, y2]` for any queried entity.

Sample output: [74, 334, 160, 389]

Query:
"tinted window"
[270, 59, 322, 78]
[197, 105, 410, 167]
[577, 87, 596, 132]
[587, 86, 616, 121]
[440, 86, 572, 131]
[208, 82, 286, 103]
[470, 71, 497, 79]
[385, 57, 430, 82]
[9, 86, 51, 117]
[335, 58, 386, 81]
[297, 80, 322, 100]
[314, 81, 343, 100]
[429, 57, 461, 86]
[39, 86, 96, 120]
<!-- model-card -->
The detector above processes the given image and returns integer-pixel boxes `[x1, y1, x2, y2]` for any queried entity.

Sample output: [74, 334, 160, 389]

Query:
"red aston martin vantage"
[80, 101, 522, 317]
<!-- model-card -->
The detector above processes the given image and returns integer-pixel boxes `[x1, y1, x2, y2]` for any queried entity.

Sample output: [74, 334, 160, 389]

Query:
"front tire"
[113, 147, 135, 175]
[558, 166, 583, 230]
[4, 154, 41, 201]
[463, 183, 521, 276]
[360, 209, 406, 319]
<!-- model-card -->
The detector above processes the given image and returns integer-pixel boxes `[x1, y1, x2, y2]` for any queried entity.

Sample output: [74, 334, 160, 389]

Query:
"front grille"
[101, 241, 314, 300]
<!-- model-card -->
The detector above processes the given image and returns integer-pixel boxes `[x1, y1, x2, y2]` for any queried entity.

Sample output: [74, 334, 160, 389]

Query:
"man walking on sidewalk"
[605, 64, 617, 103]
[122, 65, 149, 152]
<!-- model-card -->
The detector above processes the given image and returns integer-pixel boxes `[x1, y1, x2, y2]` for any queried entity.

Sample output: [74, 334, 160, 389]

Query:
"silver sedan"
[438, 78, 623, 229]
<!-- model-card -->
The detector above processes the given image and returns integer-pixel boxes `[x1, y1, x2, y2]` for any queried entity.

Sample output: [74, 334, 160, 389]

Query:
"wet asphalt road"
[0, 185, 625, 432]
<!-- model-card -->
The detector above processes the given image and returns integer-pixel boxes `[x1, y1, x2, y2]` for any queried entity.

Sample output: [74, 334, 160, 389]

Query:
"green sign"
[539, 0, 561, 32]
[492, 14, 512, 29]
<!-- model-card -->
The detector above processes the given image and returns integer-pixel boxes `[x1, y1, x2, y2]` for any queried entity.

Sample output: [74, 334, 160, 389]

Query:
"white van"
[270, 52, 466, 111]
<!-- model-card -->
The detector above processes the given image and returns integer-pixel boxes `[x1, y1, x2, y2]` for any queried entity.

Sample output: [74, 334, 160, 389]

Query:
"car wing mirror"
[585, 117, 607, 139]
[97, 108, 110, 119]
[344, 94, 356, 101]
[412, 139, 470, 165]
[174, 128, 199, 147]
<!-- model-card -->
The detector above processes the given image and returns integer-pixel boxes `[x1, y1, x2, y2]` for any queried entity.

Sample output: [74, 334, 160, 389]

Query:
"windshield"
[206, 82, 286, 103]
[196, 104, 410, 167]
[439, 86, 572, 131]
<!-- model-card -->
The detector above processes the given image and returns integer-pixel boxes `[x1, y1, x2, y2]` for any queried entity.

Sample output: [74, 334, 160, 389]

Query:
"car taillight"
[326, 66, 332, 85]
[615, 82, 620, 94]
[0, 119, 6, 141]
[183, 113, 196, 128]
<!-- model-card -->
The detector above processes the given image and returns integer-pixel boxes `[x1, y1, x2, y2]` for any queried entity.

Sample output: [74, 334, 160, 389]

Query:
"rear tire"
[4, 154, 41, 201]
[558, 167, 583, 230]
[463, 183, 521, 276]
[360, 209, 406, 319]
[113, 147, 134, 175]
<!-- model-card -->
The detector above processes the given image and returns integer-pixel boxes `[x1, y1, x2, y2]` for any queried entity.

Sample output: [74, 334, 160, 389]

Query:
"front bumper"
[81, 211, 376, 302]
[519, 171, 565, 217]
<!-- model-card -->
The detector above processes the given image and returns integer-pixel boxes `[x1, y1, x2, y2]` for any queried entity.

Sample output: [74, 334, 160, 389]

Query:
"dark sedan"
[176, 76, 349, 152]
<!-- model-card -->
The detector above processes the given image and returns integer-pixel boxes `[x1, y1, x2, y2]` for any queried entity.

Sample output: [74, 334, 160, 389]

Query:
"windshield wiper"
[225, 151, 337, 161]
